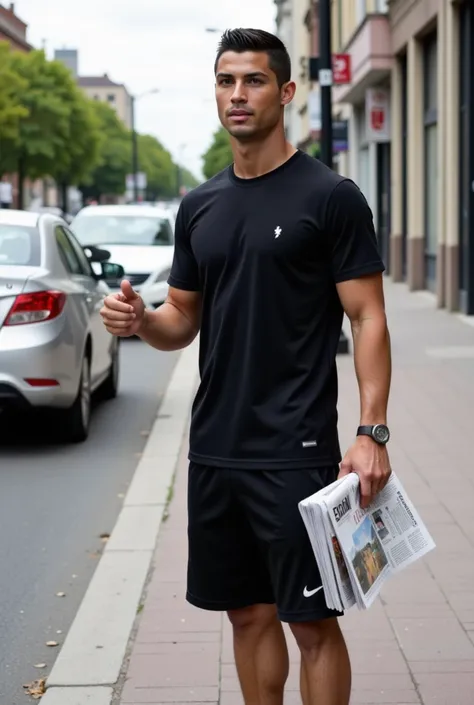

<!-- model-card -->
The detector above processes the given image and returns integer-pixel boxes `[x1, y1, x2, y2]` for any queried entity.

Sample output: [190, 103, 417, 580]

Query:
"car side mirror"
[99, 262, 125, 280]
[84, 245, 111, 263]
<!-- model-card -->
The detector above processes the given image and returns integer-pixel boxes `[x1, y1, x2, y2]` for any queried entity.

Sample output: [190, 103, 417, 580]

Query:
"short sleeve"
[325, 179, 385, 283]
[167, 201, 200, 291]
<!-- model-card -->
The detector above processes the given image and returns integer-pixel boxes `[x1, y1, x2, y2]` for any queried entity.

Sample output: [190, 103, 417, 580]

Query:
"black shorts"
[186, 462, 343, 623]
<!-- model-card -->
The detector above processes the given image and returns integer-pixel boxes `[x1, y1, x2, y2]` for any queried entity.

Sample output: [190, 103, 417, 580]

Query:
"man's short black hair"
[214, 28, 291, 87]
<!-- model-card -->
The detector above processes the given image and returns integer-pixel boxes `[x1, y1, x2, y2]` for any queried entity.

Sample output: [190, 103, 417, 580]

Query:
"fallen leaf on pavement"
[46, 641, 59, 647]
[33, 663, 46, 669]
[100, 533, 110, 542]
[56, 592, 66, 598]
[23, 678, 46, 699]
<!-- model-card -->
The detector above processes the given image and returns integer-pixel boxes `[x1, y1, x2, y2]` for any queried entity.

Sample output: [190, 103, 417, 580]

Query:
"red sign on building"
[332, 54, 351, 84]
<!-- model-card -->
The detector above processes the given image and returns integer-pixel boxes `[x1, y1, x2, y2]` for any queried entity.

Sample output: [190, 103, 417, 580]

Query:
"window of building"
[376, 0, 388, 12]
[423, 32, 438, 293]
[107, 94, 115, 103]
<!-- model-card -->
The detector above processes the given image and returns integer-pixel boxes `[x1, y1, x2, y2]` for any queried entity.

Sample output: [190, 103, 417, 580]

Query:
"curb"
[40, 339, 199, 705]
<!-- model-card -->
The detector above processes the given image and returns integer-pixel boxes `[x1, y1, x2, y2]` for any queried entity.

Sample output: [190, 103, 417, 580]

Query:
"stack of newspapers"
[298, 471, 436, 611]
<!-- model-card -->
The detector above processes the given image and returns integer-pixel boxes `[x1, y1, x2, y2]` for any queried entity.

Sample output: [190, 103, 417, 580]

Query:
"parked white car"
[71, 205, 175, 309]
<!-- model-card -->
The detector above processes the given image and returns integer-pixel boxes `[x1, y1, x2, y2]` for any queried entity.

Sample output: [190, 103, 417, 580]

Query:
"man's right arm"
[137, 287, 201, 352]
[137, 198, 201, 351]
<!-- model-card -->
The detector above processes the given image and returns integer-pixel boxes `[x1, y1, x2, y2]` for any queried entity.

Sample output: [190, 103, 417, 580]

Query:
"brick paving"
[119, 280, 474, 705]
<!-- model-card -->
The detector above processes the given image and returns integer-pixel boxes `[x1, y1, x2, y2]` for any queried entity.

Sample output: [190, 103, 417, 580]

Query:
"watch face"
[373, 424, 390, 444]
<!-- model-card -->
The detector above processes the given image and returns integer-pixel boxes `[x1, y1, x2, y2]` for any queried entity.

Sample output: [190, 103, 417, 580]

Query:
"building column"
[348, 107, 358, 183]
[445, 1, 460, 310]
[407, 37, 424, 290]
[436, 0, 447, 307]
[390, 58, 403, 281]
[368, 141, 378, 233]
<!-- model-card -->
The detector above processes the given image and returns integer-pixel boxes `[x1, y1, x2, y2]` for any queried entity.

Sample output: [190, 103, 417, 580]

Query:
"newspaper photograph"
[299, 470, 436, 611]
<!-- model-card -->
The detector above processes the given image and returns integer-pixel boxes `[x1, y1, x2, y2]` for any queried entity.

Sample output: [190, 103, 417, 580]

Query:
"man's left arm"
[325, 179, 392, 508]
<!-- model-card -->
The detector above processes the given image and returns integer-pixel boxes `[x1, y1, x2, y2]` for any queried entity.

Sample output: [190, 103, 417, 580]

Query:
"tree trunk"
[60, 181, 68, 215]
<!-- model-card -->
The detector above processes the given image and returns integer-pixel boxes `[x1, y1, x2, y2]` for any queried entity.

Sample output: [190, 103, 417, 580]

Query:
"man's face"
[215, 51, 293, 141]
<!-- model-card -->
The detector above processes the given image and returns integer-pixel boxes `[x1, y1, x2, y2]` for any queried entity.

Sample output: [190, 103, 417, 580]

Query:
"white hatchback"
[71, 204, 176, 309]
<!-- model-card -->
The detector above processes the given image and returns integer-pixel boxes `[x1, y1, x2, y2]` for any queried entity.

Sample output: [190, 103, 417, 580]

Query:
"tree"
[79, 101, 131, 201]
[0, 49, 101, 207]
[0, 42, 29, 145]
[137, 134, 176, 199]
[202, 126, 233, 180]
[179, 167, 200, 190]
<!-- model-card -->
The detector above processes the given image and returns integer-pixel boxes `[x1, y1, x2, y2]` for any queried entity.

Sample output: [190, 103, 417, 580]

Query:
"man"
[0, 176, 13, 209]
[101, 28, 391, 705]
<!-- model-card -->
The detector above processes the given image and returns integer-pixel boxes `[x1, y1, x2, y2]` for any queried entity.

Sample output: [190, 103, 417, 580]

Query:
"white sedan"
[71, 205, 175, 309]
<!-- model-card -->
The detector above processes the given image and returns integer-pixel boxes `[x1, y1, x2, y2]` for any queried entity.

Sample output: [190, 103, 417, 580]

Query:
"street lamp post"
[319, 0, 333, 170]
[318, 0, 349, 355]
[131, 95, 139, 201]
[130, 88, 159, 201]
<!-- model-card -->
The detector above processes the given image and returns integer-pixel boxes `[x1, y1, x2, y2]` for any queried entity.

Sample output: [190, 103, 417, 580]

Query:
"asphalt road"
[0, 339, 179, 705]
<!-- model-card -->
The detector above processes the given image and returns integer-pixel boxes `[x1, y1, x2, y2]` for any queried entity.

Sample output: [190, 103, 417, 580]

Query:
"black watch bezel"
[357, 424, 390, 445]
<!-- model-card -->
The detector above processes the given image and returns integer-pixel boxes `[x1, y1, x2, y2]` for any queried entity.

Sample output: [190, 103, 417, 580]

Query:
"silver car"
[0, 209, 124, 442]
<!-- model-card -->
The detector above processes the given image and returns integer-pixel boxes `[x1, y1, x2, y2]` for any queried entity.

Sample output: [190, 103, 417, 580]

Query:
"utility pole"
[130, 95, 139, 202]
[318, 0, 333, 169]
[318, 0, 349, 354]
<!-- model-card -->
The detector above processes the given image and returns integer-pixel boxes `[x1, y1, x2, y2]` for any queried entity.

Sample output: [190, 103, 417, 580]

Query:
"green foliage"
[202, 126, 233, 180]
[0, 49, 99, 182]
[0, 42, 29, 145]
[0, 44, 199, 202]
[137, 134, 176, 198]
[80, 101, 131, 199]
[179, 166, 200, 189]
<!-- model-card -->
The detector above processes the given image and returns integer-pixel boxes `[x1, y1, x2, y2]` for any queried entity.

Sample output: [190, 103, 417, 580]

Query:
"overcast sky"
[15, 0, 276, 180]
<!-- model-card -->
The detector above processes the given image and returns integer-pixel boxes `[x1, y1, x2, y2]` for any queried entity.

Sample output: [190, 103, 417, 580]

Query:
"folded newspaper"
[298, 471, 436, 611]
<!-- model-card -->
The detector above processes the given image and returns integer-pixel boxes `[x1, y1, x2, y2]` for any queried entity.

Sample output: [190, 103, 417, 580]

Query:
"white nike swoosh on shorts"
[303, 585, 323, 598]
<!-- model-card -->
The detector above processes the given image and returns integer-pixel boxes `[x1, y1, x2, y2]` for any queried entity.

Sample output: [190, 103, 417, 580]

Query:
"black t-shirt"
[168, 151, 385, 470]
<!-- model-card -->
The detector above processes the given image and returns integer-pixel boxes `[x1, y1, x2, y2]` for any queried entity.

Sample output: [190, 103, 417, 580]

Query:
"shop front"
[332, 14, 394, 270]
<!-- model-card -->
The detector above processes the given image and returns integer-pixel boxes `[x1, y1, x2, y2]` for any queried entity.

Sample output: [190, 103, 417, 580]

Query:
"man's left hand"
[338, 436, 391, 509]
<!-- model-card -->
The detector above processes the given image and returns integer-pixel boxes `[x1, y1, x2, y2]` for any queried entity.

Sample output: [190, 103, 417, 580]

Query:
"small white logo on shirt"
[302, 440, 317, 448]
[274, 226, 282, 238]
[303, 585, 323, 598]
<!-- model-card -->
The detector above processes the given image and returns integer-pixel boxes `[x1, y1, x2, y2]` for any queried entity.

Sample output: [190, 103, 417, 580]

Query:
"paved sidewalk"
[118, 280, 474, 705]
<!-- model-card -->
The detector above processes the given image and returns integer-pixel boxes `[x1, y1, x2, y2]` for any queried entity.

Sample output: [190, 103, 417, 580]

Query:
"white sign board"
[308, 89, 322, 132]
[126, 172, 147, 191]
[365, 88, 390, 142]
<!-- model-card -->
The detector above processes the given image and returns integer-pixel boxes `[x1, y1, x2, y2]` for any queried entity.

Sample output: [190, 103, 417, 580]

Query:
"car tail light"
[4, 291, 66, 326]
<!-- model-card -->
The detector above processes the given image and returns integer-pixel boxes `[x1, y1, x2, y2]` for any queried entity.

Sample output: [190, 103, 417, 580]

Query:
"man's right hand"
[100, 280, 147, 337]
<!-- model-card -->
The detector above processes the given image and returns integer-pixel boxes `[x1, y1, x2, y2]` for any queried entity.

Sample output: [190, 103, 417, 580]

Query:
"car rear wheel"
[63, 354, 91, 443]
[100, 340, 119, 400]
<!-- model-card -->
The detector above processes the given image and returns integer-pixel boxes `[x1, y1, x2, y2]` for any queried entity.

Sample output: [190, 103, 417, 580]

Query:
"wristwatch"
[357, 424, 390, 445]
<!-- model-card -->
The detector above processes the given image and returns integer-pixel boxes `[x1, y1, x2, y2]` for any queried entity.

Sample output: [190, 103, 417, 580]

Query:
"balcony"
[333, 13, 393, 105]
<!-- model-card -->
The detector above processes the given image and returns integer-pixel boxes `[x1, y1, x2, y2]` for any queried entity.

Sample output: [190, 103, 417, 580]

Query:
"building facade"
[78, 74, 132, 130]
[277, 0, 474, 316]
[54, 48, 78, 77]
[389, 0, 474, 315]
[275, 0, 314, 147]
[0, 2, 32, 52]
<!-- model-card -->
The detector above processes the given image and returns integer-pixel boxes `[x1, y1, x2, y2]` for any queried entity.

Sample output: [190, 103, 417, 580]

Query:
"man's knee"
[290, 617, 342, 659]
[227, 603, 278, 633]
